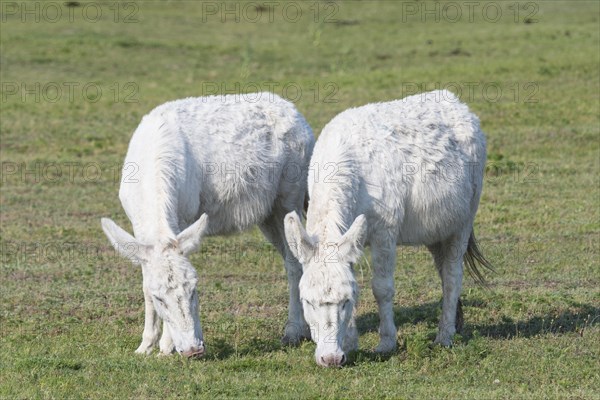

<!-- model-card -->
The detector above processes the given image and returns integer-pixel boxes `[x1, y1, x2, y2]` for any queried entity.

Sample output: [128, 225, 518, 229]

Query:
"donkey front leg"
[259, 210, 310, 345]
[282, 253, 311, 345]
[371, 239, 398, 353]
[135, 287, 161, 355]
[158, 321, 175, 355]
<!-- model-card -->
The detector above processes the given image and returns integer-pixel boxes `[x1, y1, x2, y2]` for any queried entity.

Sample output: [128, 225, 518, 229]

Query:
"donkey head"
[101, 214, 209, 358]
[284, 211, 367, 367]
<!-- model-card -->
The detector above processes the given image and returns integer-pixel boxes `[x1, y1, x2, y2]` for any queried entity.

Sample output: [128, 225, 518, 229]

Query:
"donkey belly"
[362, 164, 474, 247]
[395, 182, 472, 246]
[194, 163, 280, 236]
[396, 207, 466, 246]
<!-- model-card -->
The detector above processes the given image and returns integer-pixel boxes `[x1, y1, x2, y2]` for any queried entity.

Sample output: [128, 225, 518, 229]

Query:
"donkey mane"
[132, 113, 189, 243]
[307, 138, 360, 243]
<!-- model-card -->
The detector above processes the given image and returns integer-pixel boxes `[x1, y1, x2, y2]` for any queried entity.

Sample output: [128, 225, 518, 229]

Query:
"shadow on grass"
[204, 301, 599, 362]
[463, 304, 600, 341]
[345, 349, 396, 367]
[356, 300, 600, 342]
[206, 336, 286, 360]
[356, 301, 441, 335]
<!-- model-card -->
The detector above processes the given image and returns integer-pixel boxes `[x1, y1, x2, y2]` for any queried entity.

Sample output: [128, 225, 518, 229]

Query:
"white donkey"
[285, 90, 493, 367]
[101, 93, 314, 358]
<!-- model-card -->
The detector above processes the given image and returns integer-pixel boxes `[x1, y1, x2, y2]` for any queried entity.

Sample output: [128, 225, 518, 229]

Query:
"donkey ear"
[284, 211, 316, 265]
[101, 218, 150, 264]
[337, 215, 367, 264]
[177, 213, 209, 256]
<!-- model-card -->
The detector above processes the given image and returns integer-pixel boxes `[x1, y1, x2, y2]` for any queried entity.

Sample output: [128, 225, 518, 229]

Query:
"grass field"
[1, 1, 599, 398]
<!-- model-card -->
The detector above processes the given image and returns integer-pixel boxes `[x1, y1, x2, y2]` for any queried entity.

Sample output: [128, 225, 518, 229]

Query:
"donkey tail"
[301, 191, 310, 219]
[464, 231, 495, 286]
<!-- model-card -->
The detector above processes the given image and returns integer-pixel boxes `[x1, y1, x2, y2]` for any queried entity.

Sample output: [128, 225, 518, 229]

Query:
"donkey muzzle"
[182, 343, 205, 359]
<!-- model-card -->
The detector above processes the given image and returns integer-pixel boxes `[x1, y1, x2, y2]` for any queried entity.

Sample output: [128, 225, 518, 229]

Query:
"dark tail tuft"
[464, 231, 495, 286]
[302, 192, 309, 219]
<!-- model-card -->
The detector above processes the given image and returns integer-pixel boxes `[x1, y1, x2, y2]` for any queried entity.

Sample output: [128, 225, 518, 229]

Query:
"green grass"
[1, 1, 599, 399]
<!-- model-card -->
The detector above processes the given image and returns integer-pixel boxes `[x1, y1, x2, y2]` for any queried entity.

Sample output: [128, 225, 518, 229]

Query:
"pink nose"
[319, 353, 346, 367]
[182, 344, 205, 359]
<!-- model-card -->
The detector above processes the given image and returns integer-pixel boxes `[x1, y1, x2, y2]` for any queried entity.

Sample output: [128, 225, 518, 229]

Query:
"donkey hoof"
[433, 336, 453, 347]
[281, 334, 303, 346]
[374, 339, 397, 354]
[282, 323, 310, 346]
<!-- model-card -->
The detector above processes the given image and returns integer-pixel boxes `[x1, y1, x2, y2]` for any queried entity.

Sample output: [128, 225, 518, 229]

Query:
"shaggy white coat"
[102, 93, 314, 357]
[285, 90, 488, 367]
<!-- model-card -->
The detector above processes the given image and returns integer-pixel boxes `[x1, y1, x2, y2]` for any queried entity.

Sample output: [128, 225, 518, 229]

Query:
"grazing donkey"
[284, 90, 493, 367]
[101, 93, 314, 358]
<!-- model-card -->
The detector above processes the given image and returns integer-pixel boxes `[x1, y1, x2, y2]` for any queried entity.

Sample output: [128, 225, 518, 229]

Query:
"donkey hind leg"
[428, 243, 464, 334]
[371, 238, 398, 353]
[135, 287, 161, 355]
[259, 207, 310, 346]
[427, 233, 469, 346]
